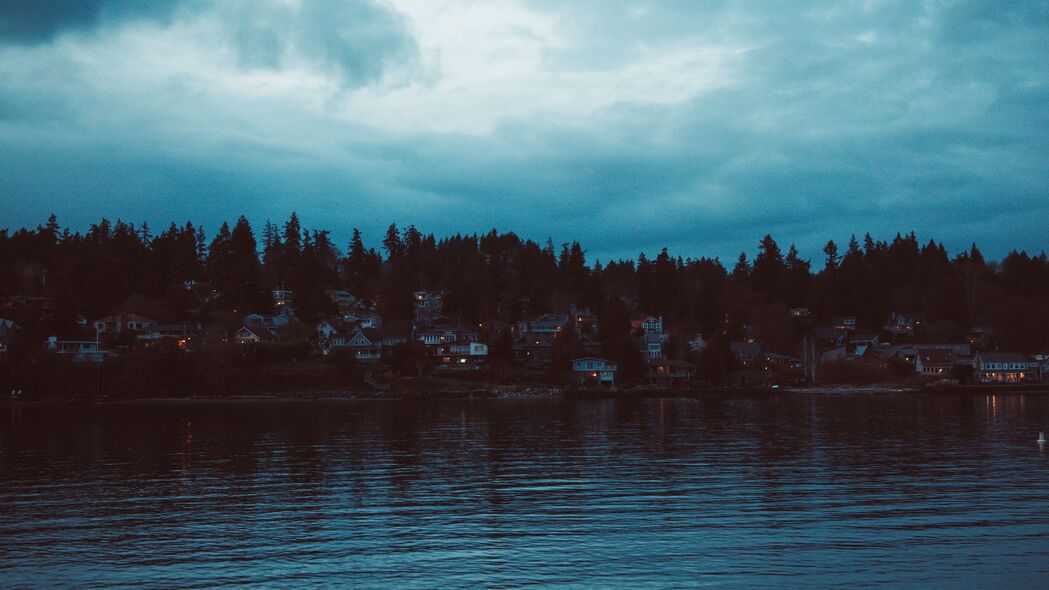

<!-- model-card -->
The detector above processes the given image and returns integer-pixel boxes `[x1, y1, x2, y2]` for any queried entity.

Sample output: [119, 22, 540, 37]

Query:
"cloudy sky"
[1, 1, 1047, 263]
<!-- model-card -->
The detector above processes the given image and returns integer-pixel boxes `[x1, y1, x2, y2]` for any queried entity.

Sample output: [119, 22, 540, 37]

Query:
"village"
[6, 282, 1048, 398]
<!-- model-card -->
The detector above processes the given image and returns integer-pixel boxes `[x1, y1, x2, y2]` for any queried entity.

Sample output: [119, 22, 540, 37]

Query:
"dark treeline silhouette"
[2, 214, 1048, 394]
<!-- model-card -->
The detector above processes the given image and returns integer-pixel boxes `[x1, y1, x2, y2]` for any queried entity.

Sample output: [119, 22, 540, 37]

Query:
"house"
[94, 313, 157, 335]
[1035, 355, 1049, 383]
[569, 304, 598, 334]
[344, 328, 383, 362]
[0, 319, 18, 357]
[790, 307, 812, 319]
[866, 344, 917, 364]
[632, 315, 664, 334]
[233, 327, 267, 344]
[811, 327, 847, 348]
[763, 353, 805, 384]
[243, 309, 294, 330]
[413, 291, 444, 326]
[764, 353, 803, 371]
[631, 315, 667, 361]
[514, 313, 570, 368]
[438, 342, 490, 367]
[846, 333, 880, 359]
[349, 313, 378, 329]
[831, 316, 857, 331]
[572, 357, 617, 386]
[272, 288, 294, 308]
[46, 336, 110, 363]
[974, 352, 1029, 384]
[139, 323, 199, 348]
[885, 312, 923, 336]
[639, 331, 666, 361]
[517, 313, 569, 339]
[579, 334, 604, 356]
[646, 359, 695, 387]
[730, 341, 761, 368]
[915, 348, 954, 376]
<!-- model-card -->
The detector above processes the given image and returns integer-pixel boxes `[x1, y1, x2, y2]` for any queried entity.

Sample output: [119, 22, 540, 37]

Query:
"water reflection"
[0, 393, 1047, 588]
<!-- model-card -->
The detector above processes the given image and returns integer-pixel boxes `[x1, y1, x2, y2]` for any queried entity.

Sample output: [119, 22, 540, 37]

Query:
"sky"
[1, 0, 1047, 264]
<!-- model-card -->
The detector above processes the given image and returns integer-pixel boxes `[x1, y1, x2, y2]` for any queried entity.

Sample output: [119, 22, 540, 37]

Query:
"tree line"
[2, 213, 1048, 360]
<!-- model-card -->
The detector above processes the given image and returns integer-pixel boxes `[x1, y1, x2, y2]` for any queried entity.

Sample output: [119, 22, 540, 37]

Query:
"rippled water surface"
[2, 393, 1048, 588]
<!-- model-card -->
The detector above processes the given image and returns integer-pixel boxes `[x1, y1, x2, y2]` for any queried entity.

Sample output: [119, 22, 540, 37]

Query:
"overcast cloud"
[1, 0, 1047, 263]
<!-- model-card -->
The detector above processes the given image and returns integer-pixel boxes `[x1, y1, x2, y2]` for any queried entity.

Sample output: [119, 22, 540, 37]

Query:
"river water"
[1, 393, 1047, 588]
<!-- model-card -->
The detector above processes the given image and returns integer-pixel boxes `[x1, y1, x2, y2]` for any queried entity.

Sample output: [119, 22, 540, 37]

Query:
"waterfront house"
[646, 359, 695, 387]
[1036, 355, 1049, 383]
[731, 341, 761, 368]
[46, 336, 110, 363]
[974, 352, 1028, 384]
[572, 357, 617, 386]
[915, 348, 954, 376]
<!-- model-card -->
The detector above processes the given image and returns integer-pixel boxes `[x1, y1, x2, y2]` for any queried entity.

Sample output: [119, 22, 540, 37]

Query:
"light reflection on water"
[1, 393, 1048, 588]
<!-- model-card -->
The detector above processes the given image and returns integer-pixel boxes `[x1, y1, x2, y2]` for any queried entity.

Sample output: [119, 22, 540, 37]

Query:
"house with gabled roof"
[974, 352, 1029, 384]
[915, 348, 954, 376]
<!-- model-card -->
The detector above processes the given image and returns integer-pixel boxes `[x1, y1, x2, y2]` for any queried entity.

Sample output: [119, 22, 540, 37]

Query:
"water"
[1, 393, 1047, 588]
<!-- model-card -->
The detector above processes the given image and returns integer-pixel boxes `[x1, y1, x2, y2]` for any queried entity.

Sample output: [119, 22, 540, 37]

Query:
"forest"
[1, 213, 1048, 394]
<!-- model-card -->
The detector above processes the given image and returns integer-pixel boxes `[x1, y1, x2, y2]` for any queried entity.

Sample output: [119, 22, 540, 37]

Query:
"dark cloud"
[0, 0, 1047, 264]
[0, 0, 177, 43]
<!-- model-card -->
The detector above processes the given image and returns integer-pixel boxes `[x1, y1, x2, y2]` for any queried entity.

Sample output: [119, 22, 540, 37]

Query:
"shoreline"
[6, 383, 1049, 405]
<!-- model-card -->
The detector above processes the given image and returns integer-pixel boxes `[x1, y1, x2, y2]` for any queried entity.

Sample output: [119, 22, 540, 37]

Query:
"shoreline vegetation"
[3, 214, 1049, 402]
